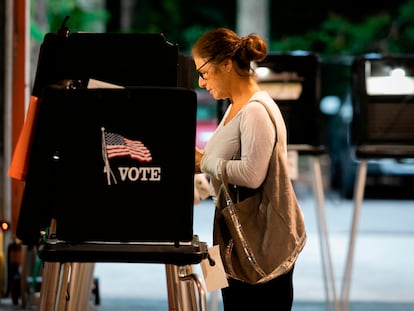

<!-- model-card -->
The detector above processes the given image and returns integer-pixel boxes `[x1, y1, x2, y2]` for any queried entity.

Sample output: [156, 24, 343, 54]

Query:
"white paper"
[200, 245, 228, 292]
[87, 78, 124, 89]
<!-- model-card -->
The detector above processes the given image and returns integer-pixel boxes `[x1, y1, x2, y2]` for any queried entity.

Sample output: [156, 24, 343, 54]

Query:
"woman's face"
[194, 56, 230, 100]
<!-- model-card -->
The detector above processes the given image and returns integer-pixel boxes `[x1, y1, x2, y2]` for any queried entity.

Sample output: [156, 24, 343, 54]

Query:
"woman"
[193, 28, 306, 310]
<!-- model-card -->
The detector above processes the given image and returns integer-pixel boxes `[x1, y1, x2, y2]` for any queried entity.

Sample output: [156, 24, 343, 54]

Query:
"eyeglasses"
[196, 57, 214, 80]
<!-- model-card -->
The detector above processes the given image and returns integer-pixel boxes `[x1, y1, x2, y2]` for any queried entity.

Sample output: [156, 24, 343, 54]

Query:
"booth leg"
[310, 156, 339, 311]
[340, 160, 367, 311]
[65, 263, 79, 311]
[81, 263, 96, 310]
[165, 264, 207, 311]
[177, 265, 207, 311]
[166, 264, 181, 310]
[39, 262, 96, 311]
[54, 263, 70, 311]
[38, 262, 61, 311]
[56, 262, 95, 311]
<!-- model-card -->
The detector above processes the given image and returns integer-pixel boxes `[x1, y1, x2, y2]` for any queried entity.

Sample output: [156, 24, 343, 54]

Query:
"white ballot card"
[200, 245, 229, 292]
[87, 78, 124, 89]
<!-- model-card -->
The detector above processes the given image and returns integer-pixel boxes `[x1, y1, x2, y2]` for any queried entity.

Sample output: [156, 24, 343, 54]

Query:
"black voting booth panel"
[38, 236, 208, 265]
[20, 31, 208, 311]
[351, 54, 414, 157]
[256, 52, 323, 148]
[20, 86, 197, 244]
[16, 31, 199, 246]
[31, 32, 184, 96]
[16, 33, 195, 245]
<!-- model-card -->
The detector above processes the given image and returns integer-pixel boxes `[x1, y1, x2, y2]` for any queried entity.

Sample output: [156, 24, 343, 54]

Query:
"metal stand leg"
[80, 262, 96, 310]
[54, 263, 70, 311]
[38, 219, 96, 311]
[166, 264, 181, 310]
[38, 262, 61, 311]
[65, 262, 95, 311]
[178, 265, 207, 311]
[165, 264, 207, 311]
[310, 156, 339, 311]
[340, 160, 367, 311]
[39, 262, 96, 311]
[39, 219, 61, 311]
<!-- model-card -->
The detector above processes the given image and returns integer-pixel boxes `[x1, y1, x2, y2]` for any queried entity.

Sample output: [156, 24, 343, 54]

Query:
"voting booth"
[255, 52, 339, 311]
[341, 54, 414, 311]
[255, 51, 324, 147]
[17, 30, 198, 245]
[351, 54, 414, 149]
[23, 86, 197, 244]
[14, 24, 208, 311]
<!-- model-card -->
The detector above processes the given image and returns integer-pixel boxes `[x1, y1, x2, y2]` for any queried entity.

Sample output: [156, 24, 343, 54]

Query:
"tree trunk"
[236, 0, 269, 42]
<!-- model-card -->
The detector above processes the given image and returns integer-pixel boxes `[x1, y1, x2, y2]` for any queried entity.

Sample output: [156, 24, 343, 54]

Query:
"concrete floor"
[2, 191, 414, 310]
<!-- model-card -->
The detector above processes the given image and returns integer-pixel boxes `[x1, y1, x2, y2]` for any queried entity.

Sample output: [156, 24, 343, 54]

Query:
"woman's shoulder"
[246, 91, 276, 113]
[250, 90, 275, 106]
[246, 91, 286, 127]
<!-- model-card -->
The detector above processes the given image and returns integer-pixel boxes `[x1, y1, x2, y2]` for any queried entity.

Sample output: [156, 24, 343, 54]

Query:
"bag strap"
[221, 99, 277, 204]
[221, 160, 236, 204]
[253, 99, 278, 135]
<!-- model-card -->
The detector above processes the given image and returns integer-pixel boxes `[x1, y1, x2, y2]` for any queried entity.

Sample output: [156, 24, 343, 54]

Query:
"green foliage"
[29, 0, 234, 53]
[270, 1, 414, 56]
[181, 26, 216, 53]
[30, 0, 109, 42]
[392, 0, 414, 52]
[30, 0, 414, 56]
[125, 0, 233, 52]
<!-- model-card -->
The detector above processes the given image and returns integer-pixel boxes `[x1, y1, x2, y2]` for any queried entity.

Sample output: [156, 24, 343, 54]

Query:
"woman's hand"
[195, 147, 204, 173]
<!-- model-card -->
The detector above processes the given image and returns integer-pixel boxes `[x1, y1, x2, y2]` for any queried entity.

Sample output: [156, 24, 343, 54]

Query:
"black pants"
[221, 266, 294, 311]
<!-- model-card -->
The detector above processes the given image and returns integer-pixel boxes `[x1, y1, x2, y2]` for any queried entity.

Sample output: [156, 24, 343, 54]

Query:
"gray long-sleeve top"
[200, 91, 288, 199]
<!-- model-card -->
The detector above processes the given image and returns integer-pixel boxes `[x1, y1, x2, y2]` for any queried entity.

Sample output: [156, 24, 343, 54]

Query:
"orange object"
[10, 0, 28, 239]
[8, 95, 39, 181]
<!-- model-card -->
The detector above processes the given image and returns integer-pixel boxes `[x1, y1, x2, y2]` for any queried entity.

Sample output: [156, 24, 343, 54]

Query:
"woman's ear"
[222, 59, 233, 73]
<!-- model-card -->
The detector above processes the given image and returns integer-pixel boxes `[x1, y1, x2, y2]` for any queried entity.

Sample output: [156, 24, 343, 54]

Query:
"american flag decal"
[104, 131, 152, 162]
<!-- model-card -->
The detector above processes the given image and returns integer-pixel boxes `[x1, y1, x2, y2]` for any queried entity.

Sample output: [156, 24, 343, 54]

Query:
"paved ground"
[89, 193, 414, 311]
[1, 164, 414, 310]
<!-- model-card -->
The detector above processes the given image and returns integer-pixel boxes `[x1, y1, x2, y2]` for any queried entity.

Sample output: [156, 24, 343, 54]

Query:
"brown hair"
[192, 27, 268, 76]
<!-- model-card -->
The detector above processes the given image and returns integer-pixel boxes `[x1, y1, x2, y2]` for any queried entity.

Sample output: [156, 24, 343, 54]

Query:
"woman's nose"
[198, 77, 206, 88]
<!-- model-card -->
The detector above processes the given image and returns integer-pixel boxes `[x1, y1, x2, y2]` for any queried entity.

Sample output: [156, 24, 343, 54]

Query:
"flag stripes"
[104, 131, 152, 162]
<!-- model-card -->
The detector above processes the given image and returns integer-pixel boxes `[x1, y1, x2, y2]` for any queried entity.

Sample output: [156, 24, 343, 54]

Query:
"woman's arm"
[226, 102, 276, 188]
[195, 147, 204, 173]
